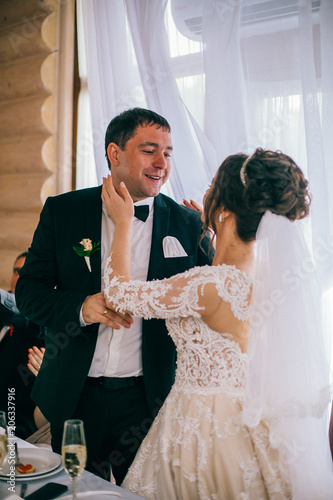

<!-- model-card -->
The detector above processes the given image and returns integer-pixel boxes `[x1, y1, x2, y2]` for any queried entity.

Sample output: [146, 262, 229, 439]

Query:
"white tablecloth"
[0, 438, 145, 499]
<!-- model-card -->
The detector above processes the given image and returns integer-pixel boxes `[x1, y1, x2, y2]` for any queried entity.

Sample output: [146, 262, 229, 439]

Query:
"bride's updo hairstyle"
[203, 148, 311, 242]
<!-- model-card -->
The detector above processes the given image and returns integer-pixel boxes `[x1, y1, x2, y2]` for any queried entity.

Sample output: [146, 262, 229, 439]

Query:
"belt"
[86, 376, 144, 391]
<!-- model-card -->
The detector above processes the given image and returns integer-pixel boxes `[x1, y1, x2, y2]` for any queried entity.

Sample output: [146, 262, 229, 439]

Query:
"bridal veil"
[243, 211, 333, 499]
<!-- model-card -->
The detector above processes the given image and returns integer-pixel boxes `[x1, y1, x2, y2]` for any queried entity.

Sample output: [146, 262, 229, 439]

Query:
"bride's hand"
[102, 175, 134, 225]
[182, 199, 203, 212]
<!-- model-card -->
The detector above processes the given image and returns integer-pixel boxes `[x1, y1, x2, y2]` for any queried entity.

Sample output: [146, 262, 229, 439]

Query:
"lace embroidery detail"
[123, 387, 290, 499]
[171, 318, 248, 398]
[239, 423, 292, 498]
[104, 258, 252, 397]
[104, 255, 252, 321]
[112, 258, 290, 498]
[123, 389, 246, 499]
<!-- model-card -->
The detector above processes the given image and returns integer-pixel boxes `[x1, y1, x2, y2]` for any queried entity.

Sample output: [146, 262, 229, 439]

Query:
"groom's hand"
[82, 292, 133, 329]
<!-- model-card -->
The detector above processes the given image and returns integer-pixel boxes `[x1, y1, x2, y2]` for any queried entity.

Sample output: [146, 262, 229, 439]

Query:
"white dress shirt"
[88, 198, 154, 378]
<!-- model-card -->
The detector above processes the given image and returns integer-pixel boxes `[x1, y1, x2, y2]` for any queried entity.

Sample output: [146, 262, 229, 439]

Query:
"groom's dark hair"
[105, 107, 171, 170]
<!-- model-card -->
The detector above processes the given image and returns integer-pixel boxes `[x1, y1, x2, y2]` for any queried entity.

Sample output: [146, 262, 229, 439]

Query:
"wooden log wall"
[0, 0, 75, 290]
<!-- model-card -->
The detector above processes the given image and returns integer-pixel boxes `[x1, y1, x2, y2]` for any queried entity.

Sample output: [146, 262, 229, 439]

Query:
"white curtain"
[77, 0, 333, 288]
[78, 0, 214, 201]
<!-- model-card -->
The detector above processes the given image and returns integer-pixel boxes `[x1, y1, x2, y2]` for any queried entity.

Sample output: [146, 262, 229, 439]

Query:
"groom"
[16, 108, 213, 484]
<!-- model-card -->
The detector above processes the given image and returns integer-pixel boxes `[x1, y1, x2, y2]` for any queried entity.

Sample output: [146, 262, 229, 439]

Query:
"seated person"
[0, 252, 45, 439]
[0, 252, 29, 341]
[25, 346, 51, 446]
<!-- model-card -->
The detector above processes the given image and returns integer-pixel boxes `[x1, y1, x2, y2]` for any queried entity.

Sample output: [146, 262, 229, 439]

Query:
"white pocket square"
[163, 236, 188, 258]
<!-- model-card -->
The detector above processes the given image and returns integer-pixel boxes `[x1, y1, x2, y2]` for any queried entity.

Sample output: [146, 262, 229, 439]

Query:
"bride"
[102, 148, 333, 499]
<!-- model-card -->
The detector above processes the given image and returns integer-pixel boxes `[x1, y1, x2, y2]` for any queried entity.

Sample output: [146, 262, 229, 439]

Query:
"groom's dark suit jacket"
[16, 186, 212, 426]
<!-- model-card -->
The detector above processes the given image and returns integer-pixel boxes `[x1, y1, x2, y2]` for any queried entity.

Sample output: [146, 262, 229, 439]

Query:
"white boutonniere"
[73, 238, 101, 272]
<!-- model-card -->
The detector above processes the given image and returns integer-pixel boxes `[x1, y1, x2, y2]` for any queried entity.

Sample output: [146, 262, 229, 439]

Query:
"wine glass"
[0, 411, 8, 469]
[61, 419, 87, 500]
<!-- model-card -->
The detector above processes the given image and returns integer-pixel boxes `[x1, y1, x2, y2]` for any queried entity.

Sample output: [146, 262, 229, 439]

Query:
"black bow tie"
[134, 205, 149, 222]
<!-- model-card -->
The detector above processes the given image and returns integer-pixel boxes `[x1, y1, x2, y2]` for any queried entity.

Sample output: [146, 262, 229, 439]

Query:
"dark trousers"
[51, 377, 152, 485]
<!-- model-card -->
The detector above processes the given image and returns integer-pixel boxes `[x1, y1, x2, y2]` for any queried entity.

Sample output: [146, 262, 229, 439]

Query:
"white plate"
[61, 492, 123, 499]
[0, 462, 64, 482]
[0, 448, 62, 479]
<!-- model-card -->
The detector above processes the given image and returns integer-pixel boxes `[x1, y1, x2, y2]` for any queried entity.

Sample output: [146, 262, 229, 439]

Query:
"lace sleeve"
[103, 255, 213, 320]
[104, 256, 252, 321]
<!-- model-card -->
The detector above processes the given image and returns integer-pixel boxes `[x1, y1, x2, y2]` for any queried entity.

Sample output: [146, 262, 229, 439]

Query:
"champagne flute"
[0, 411, 8, 469]
[62, 419, 87, 500]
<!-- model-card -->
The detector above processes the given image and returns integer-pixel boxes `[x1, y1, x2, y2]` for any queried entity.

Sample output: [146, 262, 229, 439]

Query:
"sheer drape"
[124, 0, 212, 201]
[202, 0, 248, 161]
[78, 0, 213, 201]
[78, 0, 142, 187]
[77, 0, 333, 307]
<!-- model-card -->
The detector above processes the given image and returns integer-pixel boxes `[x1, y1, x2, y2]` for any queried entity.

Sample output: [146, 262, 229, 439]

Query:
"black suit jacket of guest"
[16, 186, 213, 426]
[0, 304, 44, 439]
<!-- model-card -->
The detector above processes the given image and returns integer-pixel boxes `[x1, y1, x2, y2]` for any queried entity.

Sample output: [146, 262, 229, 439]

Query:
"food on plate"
[17, 463, 36, 474]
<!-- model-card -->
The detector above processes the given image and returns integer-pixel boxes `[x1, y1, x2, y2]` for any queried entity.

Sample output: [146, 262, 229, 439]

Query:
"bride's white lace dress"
[104, 262, 291, 500]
